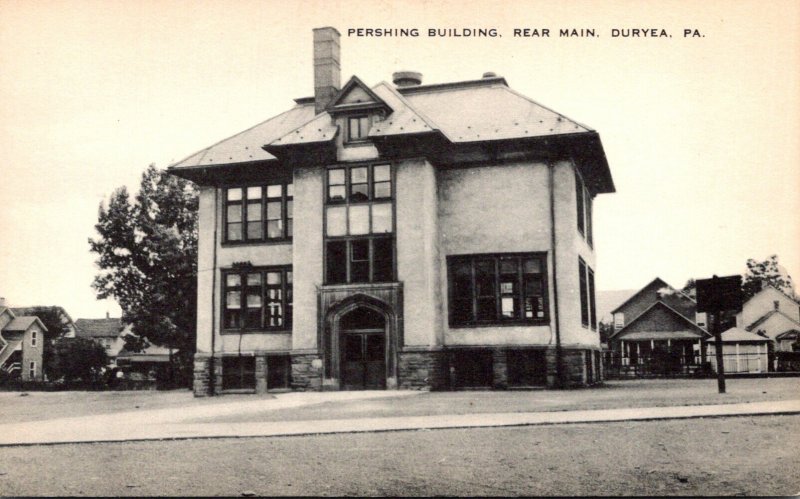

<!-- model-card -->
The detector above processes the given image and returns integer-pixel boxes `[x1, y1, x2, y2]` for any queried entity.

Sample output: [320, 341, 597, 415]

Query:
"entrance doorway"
[340, 307, 386, 390]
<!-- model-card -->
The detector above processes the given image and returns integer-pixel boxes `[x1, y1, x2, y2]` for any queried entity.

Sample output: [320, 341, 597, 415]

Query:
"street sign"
[696, 275, 743, 313]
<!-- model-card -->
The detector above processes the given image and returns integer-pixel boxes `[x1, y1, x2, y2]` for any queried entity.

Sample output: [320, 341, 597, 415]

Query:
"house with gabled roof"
[0, 303, 46, 381]
[607, 278, 711, 376]
[169, 27, 615, 395]
[736, 286, 800, 352]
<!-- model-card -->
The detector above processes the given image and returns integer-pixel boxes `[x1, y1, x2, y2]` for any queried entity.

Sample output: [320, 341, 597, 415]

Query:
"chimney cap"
[313, 26, 341, 36]
[482, 71, 497, 78]
[393, 71, 423, 87]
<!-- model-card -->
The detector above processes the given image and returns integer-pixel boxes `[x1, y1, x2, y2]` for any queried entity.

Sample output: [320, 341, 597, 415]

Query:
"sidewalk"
[1, 392, 798, 446]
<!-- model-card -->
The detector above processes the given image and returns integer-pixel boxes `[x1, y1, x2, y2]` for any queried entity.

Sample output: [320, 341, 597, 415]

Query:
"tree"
[681, 279, 697, 299]
[89, 164, 198, 384]
[50, 337, 109, 384]
[742, 255, 795, 301]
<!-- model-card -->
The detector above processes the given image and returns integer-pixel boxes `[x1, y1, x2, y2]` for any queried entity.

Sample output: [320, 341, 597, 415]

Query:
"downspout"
[209, 187, 218, 395]
[549, 161, 564, 388]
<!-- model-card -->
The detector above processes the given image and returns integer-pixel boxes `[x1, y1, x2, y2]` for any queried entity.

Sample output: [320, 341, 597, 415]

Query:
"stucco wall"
[195, 187, 216, 354]
[437, 161, 556, 347]
[291, 165, 324, 351]
[396, 158, 441, 347]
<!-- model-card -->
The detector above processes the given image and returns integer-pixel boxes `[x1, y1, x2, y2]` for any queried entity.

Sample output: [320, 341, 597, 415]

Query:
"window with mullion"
[449, 254, 548, 326]
[223, 267, 292, 331]
[225, 183, 292, 243]
[326, 236, 394, 284]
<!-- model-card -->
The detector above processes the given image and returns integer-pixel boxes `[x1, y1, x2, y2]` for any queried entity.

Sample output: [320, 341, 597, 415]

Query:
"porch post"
[757, 343, 762, 372]
[736, 343, 741, 372]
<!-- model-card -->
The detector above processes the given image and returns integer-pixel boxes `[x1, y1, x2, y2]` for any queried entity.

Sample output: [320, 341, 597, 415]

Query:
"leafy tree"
[681, 279, 697, 299]
[51, 337, 109, 384]
[89, 164, 198, 384]
[599, 321, 615, 344]
[742, 255, 795, 301]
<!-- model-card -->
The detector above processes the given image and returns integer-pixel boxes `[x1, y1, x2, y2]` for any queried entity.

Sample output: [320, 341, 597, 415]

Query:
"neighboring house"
[736, 286, 800, 351]
[775, 330, 800, 352]
[706, 327, 770, 374]
[169, 27, 615, 395]
[607, 278, 711, 375]
[0, 305, 46, 381]
[74, 317, 127, 364]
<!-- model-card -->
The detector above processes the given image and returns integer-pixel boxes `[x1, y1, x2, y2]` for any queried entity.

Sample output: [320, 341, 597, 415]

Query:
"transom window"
[325, 163, 395, 285]
[347, 116, 371, 142]
[448, 254, 548, 326]
[223, 267, 292, 330]
[225, 182, 293, 243]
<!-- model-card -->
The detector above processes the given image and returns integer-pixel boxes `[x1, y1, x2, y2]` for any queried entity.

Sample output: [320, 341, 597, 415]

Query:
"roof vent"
[483, 71, 497, 78]
[393, 71, 422, 87]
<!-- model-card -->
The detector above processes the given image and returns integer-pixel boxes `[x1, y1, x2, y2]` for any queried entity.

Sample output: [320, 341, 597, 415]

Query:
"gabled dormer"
[327, 76, 393, 144]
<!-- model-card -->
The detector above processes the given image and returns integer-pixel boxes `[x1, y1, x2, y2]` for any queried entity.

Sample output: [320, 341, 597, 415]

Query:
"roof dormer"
[326, 76, 393, 116]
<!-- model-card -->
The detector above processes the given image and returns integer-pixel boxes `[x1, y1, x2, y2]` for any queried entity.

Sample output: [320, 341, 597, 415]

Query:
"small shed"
[706, 327, 770, 373]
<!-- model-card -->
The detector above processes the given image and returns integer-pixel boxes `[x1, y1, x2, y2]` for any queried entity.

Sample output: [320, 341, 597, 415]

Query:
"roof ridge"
[610, 277, 670, 315]
[397, 76, 508, 94]
[371, 81, 451, 141]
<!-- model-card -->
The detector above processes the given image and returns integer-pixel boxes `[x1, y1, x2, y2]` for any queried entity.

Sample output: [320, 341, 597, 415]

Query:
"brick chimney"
[313, 27, 341, 114]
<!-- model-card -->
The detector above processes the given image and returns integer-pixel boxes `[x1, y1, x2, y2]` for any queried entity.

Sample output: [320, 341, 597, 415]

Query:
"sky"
[0, 0, 798, 319]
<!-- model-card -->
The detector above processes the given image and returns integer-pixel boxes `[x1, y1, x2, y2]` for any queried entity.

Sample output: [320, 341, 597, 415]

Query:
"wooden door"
[341, 332, 386, 390]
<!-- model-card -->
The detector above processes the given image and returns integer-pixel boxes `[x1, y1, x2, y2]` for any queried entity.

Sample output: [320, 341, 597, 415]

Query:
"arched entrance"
[339, 307, 386, 389]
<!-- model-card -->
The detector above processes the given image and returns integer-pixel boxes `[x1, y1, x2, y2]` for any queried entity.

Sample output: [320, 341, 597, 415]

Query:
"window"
[325, 163, 395, 284]
[225, 182, 292, 243]
[222, 356, 255, 390]
[448, 254, 548, 326]
[579, 258, 597, 330]
[29, 361, 35, 379]
[613, 313, 624, 330]
[31, 331, 37, 347]
[575, 171, 593, 246]
[774, 300, 780, 311]
[223, 267, 292, 330]
[347, 115, 371, 142]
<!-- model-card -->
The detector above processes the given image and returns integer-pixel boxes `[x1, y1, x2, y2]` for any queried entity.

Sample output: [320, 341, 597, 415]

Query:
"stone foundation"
[397, 350, 449, 390]
[192, 354, 223, 397]
[291, 353, 323, 391]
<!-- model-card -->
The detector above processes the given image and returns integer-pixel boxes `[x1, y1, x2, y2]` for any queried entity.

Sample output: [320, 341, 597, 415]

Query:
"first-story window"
[29, 361, 35, 379]
[579, 258, 597, 330]
[448, 253, 548, 326]
[223, 267, 292, 330]
[222, 356, 255, 390]
[326, 236, 394, 284]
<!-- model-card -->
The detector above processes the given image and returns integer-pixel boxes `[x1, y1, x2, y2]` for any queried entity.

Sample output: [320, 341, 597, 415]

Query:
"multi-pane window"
[448, 254, 548, 326]
[31, 331, 37, 347]
[348, 116, 371, 142]
[325, 164, 394, 284]
[223, 267, 292, 330]
[225, 182, 293, 243]
[29, 361, 35, 379]
[575, 172, 593, 246]
[222, 356, 255, 390]
[579, 258, 597, 330]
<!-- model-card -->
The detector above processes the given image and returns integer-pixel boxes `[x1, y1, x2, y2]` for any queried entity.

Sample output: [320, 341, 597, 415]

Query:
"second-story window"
[31, 331, 37, 347]
[579, 258, 597, 330]
[225, 182, 292, 243]
[348, 116, 371, 142]
[575, 171, 593, 246]
[325, 163, 394, 284]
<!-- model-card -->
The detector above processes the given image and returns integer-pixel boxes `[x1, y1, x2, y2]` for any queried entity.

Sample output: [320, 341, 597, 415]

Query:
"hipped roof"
[170, 76, 613, 192]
